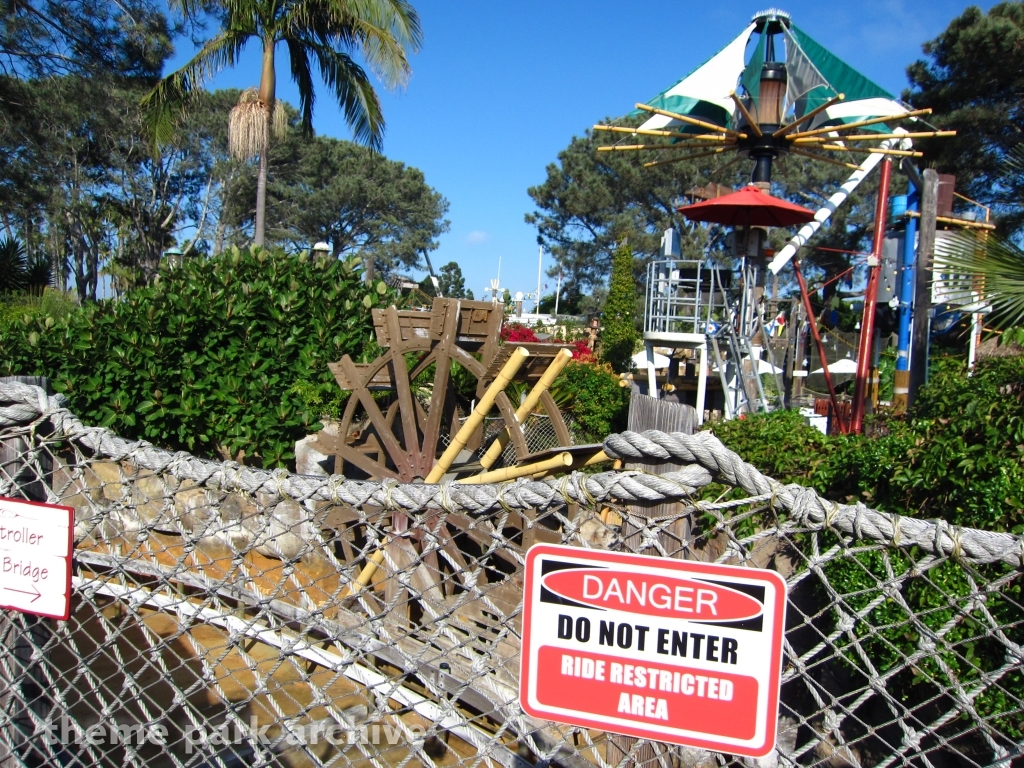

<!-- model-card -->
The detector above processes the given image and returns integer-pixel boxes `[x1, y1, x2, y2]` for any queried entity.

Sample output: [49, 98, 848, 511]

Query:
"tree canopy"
[905, 1, 1024, 235]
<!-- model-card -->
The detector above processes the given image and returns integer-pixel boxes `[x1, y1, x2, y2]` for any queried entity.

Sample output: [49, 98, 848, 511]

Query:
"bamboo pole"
[343, 549, 386, 598]
[643, 147, 728, 168]
[425, 346, 530, 483]
[634, 103, 744, 138]
[728, 92, 761, 137]
[593, 125, 728, 141]
[786, 108, 932, 140]
[597, 141, 733, 152]
[787, 147, 861, 170]
[904, 211, 997, 230]
[772, 93, 845, 137]
[459, 452, 573, 485]
[792, 130, 956, 143]
[818, 144, 923, 157]
[478, 348, 572, 471]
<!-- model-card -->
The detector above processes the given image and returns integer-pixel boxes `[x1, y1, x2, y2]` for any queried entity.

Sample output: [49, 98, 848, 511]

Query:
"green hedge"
[0, 246, 394, 467]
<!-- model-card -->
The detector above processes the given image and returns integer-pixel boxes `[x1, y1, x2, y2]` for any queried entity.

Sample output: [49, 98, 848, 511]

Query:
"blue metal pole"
[896, 189, 919, 372]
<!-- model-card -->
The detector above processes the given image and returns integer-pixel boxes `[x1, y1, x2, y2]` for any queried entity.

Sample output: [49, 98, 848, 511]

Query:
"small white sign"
[520, 544, 787, 758]
[0, 497, 74, 620]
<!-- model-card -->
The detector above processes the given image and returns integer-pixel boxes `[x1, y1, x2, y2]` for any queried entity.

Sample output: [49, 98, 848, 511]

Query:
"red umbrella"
[678, 185, 815, 227]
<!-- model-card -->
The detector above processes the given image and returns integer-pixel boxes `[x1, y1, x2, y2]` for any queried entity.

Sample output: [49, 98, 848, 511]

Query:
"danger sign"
[0, 497, 74, 620]
[519, 544, 787, 757]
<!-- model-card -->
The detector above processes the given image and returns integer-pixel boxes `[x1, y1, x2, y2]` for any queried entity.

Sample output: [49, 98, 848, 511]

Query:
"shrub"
[501, 322, 540, 343]
[599, 243, 638, 372]
[0, 245, 395, 468]
[552, 361, 629, 443]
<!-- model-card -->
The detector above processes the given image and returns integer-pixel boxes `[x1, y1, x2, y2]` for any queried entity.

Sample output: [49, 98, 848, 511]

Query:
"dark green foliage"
[0, 245, 395, 468]
[599, 243, 638, 373]
[905, 1, 1024, 235]
[236, 134, 449, 274]
[710, 354, 1024, 531]
[710, 358, 1024, 742]
[0, 235, 27, 293]
[437, 261, 470, 299]
[551, 361, 630, 444]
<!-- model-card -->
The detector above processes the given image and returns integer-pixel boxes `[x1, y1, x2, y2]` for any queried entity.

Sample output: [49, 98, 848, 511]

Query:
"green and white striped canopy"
[635, 11, 906, 135]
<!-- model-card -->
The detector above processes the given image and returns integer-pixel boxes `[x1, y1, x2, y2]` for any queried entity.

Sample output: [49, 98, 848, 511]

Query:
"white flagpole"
[536, 245, 543, 313]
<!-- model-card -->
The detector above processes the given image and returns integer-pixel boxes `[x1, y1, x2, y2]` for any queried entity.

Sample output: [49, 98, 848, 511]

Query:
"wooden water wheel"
[311, 297, 577, 482]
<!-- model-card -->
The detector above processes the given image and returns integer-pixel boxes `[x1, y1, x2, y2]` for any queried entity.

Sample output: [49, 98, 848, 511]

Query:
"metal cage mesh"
[0, 386, 1021, 768]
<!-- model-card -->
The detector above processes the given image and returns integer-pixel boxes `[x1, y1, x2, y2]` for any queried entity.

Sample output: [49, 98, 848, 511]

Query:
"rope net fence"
[0, 381, 1021, 768]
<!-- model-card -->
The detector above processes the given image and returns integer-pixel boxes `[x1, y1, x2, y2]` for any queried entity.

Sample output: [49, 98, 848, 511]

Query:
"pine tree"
[600, 243, 638, 373]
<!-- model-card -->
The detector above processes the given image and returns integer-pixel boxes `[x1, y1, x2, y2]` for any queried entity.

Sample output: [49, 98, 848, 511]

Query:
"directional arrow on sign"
[5, 583, 41, 602]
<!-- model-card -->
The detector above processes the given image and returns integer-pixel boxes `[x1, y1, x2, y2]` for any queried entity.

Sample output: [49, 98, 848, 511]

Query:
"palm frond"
[286, 0, 420, 88]
[0, 235, 27, 293]
[308, 42, 383, 149]
[285, 38, 316, 133]
[141, 29, 251, 146]
[936, 230, 1024, 328]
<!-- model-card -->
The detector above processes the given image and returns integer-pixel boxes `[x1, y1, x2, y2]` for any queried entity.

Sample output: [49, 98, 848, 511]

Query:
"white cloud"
[465, 231, 488, 245]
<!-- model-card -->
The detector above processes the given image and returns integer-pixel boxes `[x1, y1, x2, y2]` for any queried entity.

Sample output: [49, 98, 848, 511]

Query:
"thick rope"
[3, 381, 1022, 566]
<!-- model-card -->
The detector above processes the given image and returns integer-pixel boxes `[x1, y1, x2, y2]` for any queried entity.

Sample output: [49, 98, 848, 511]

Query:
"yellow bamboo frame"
[786, 108, 932, 140]
[634, 103, 745, 138]
[904, 211, 997, 231]
[788, 147, 861, 170]
[477, 348, 573, 471]
[425, 347, 530, 483]
[597, 141, 734, 152]
[792, 130, 956, 144]
[819, 144, 923, 158]
[643, 147, 729, 168]
[459, 452, 573, 485]
[729, 92, 761, 137]
[772, 94, 845, 138]
[344, 549, 386, 598]
[593, 125, 713, 141]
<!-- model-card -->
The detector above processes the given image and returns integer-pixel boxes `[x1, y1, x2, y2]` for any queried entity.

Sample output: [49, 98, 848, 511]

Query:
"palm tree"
[144, 0, 422, 247]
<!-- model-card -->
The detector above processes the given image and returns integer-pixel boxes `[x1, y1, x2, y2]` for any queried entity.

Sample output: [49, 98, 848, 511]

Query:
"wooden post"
[0, 376, 55, 767]
[908, 170, 939, 407]
[607, 394, 697, 767]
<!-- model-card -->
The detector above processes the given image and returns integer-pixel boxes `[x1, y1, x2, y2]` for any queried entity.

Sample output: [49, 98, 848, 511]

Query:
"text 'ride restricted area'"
[519, 544, 787, 758]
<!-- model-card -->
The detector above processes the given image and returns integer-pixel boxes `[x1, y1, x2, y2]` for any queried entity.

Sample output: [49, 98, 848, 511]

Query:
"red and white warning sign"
[0, 497, 74, 620]
[520, 544, 787, 757]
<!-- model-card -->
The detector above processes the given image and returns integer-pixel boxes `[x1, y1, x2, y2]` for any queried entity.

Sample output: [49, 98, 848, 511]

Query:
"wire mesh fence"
[0, 382, 1022, 768]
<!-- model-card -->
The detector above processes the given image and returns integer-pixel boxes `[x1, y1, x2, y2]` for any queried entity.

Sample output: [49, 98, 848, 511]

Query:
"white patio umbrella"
[633, 350, 670, 370]
[811, 358, 859, 375]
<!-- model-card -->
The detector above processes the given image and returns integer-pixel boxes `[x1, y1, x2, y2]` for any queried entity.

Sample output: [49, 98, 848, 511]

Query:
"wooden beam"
[772, 93, 845, 138]
[643, 147, 729, 168]
[729, 92, 761, 137]
[788, 147, 861, 170]
[786, 108, 933, 140]
[634, 102, 745, 138]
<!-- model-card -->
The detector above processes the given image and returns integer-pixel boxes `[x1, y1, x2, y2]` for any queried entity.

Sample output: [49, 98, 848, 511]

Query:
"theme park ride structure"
[598, 8, 955, 432]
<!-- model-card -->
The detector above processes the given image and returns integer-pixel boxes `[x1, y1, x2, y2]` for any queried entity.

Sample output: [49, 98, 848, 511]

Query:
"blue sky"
[168, 0, 994, 304]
